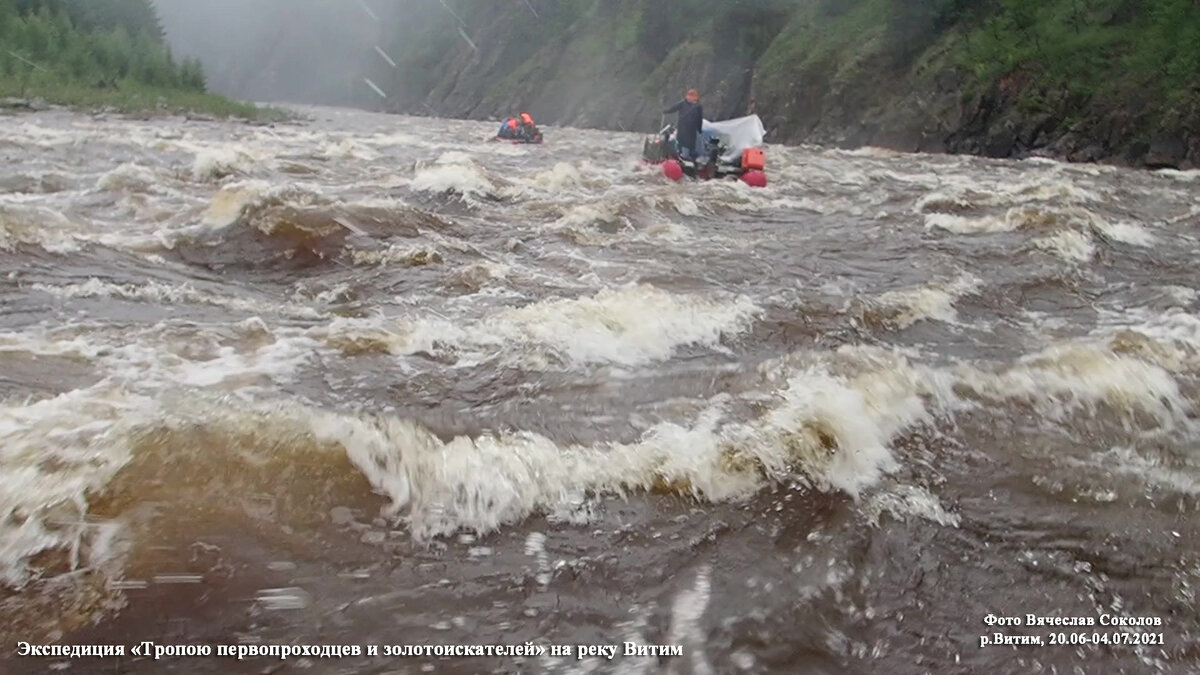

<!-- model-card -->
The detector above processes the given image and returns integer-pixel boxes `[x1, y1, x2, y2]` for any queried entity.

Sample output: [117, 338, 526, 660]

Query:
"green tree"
[1, 0, 212, 92]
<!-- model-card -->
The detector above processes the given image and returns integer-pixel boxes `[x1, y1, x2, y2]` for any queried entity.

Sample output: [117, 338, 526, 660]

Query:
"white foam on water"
[350, 245, 443, 267]
[198, 179, 276, 228]
[255, 587, 313, 611]
[1168, 204, 1200, 225]
[752, 346, 951, 494]
[191, 147, 254, 182]
[839, 146, 903, 159]
[96, 163, 163, 194]
[308, 314, 482, 366]
[313, 284, 762, 369]
[524, 162, 585, 193]
[1091, 218, 1158, 247]
[298, 346, 941, 539]
[0, 204, 83, 253]
[923, 204, 1078, 234]
[864, 485, 961, 527]
[319, 138, 379, 161]
[1155, 169, 1200, 183]
[10, 107, 1200, 645]
[990, 176, 1100, 207]
[1021, 156, 1065, 167]
[549, 186, 708, 233]
[642, 220, 692, 242]
[410, 162, 496, 200]
[1093, 308, 1200, 374]
[915, 189, 986, 214]
[164, 180, 336, 246]
[814, 159, 873, 189]
[690, 178, 794, 213]
[1161, 286, 1198, 306]
[30, 278, 324, 319]
[917, 168, 1104, 223]
[1035, 228, 1095, 263]
[6, 325, 1192, 594]
[290, 281, 356, 306]
[1130, 309, 1200, 353]
[0, 319, 323, 394]
[875, 273, 982, 327]
[646, 191, 704, 217]
[550, 201, 631, 234]
[952, 343, 1190, 430]
[360, 130, 423, 148]
[1004, 178, 1101, 204]
[925, 204, 1129, 264]
[2, 120, 89, 148]
[923, 212, 1011, 234]
[103, 325, 321, 392]
[433, 150, 475, 166]
[0, 387, 153, 588]
[666, 566, 714, 675]
[494, 285, 760, 366]
[763, 193, 830, 213]
[1064, 446, 1200, 497]
[440, 260, 512, 290]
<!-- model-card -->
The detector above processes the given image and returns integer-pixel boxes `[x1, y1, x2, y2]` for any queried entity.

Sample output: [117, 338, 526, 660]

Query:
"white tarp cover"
[702, 114, 765, 161]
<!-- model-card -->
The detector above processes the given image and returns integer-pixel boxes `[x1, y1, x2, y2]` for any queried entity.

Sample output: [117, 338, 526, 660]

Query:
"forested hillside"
[0, 0, 270, 118]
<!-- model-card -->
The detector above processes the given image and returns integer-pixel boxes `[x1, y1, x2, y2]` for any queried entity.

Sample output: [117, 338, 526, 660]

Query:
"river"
[1, 105, 1198, 674]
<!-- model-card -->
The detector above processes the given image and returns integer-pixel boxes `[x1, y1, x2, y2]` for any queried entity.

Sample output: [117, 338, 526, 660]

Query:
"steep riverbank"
[158, 0, 1200, 168]
[0, 0, 280, 120]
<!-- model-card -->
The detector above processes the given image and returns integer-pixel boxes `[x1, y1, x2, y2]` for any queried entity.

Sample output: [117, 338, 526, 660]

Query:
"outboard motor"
[641, 138, 659, 162]
[642, 124, 677, 163]
[700, 135, 723, 179]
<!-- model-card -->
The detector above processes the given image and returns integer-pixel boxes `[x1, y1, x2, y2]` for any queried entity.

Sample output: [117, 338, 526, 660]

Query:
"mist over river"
[1, 106, 1198, 674]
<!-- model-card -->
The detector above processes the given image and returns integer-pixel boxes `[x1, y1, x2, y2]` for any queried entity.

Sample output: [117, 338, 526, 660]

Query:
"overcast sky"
[153, 0, 387, 104]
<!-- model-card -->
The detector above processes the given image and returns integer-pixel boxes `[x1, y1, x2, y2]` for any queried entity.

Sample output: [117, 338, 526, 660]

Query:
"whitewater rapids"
[1, 106, 1198, 674]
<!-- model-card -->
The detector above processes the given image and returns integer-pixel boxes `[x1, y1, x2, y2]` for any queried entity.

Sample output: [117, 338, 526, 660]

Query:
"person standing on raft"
[663, 89, 703, 160]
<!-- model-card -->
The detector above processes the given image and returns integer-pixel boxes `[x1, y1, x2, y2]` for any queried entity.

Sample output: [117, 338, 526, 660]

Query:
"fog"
[149, 0, 636, 123]
[152, 0, 395, 106]
[147, 0, 704, 129]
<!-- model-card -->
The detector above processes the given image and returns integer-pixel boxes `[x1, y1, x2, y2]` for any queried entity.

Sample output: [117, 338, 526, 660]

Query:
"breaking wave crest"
[315, 284, 763, 368]
[162, 182, 453, 269]
[0, 345, 938, 594]
[9, 320, 1196, 591]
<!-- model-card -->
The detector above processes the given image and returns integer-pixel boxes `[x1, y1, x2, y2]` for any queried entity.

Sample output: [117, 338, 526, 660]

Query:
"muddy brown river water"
[1, 105, 1199, 674]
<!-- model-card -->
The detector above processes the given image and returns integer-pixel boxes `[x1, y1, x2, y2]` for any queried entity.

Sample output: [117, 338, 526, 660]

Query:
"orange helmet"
[506, 118, 518, 129]
[520, 112, 534, 125]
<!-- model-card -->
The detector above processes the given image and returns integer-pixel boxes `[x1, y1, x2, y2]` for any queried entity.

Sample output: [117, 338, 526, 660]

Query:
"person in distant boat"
[517, 112, 542, 143]
[663, 89, 703, 159]
[497, 117, 522, 140]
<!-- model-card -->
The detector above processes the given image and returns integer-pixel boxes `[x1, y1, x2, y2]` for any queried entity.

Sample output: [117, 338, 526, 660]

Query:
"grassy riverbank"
[0, 0, 287, 121]
[0, 76, 291, 121]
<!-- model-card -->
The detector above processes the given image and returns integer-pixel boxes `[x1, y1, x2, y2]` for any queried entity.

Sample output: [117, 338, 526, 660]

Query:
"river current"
[1, 106, 1198, 674]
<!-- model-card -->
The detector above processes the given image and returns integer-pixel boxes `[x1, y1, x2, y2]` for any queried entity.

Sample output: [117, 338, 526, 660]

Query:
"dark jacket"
[664, 100, 703, 154]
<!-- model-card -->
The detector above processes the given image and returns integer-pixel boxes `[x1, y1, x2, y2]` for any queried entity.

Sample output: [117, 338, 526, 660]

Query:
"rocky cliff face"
[161, 0, 1200, 169]
[369, 1, 770, 132]
[386, 0, 1200, 169]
